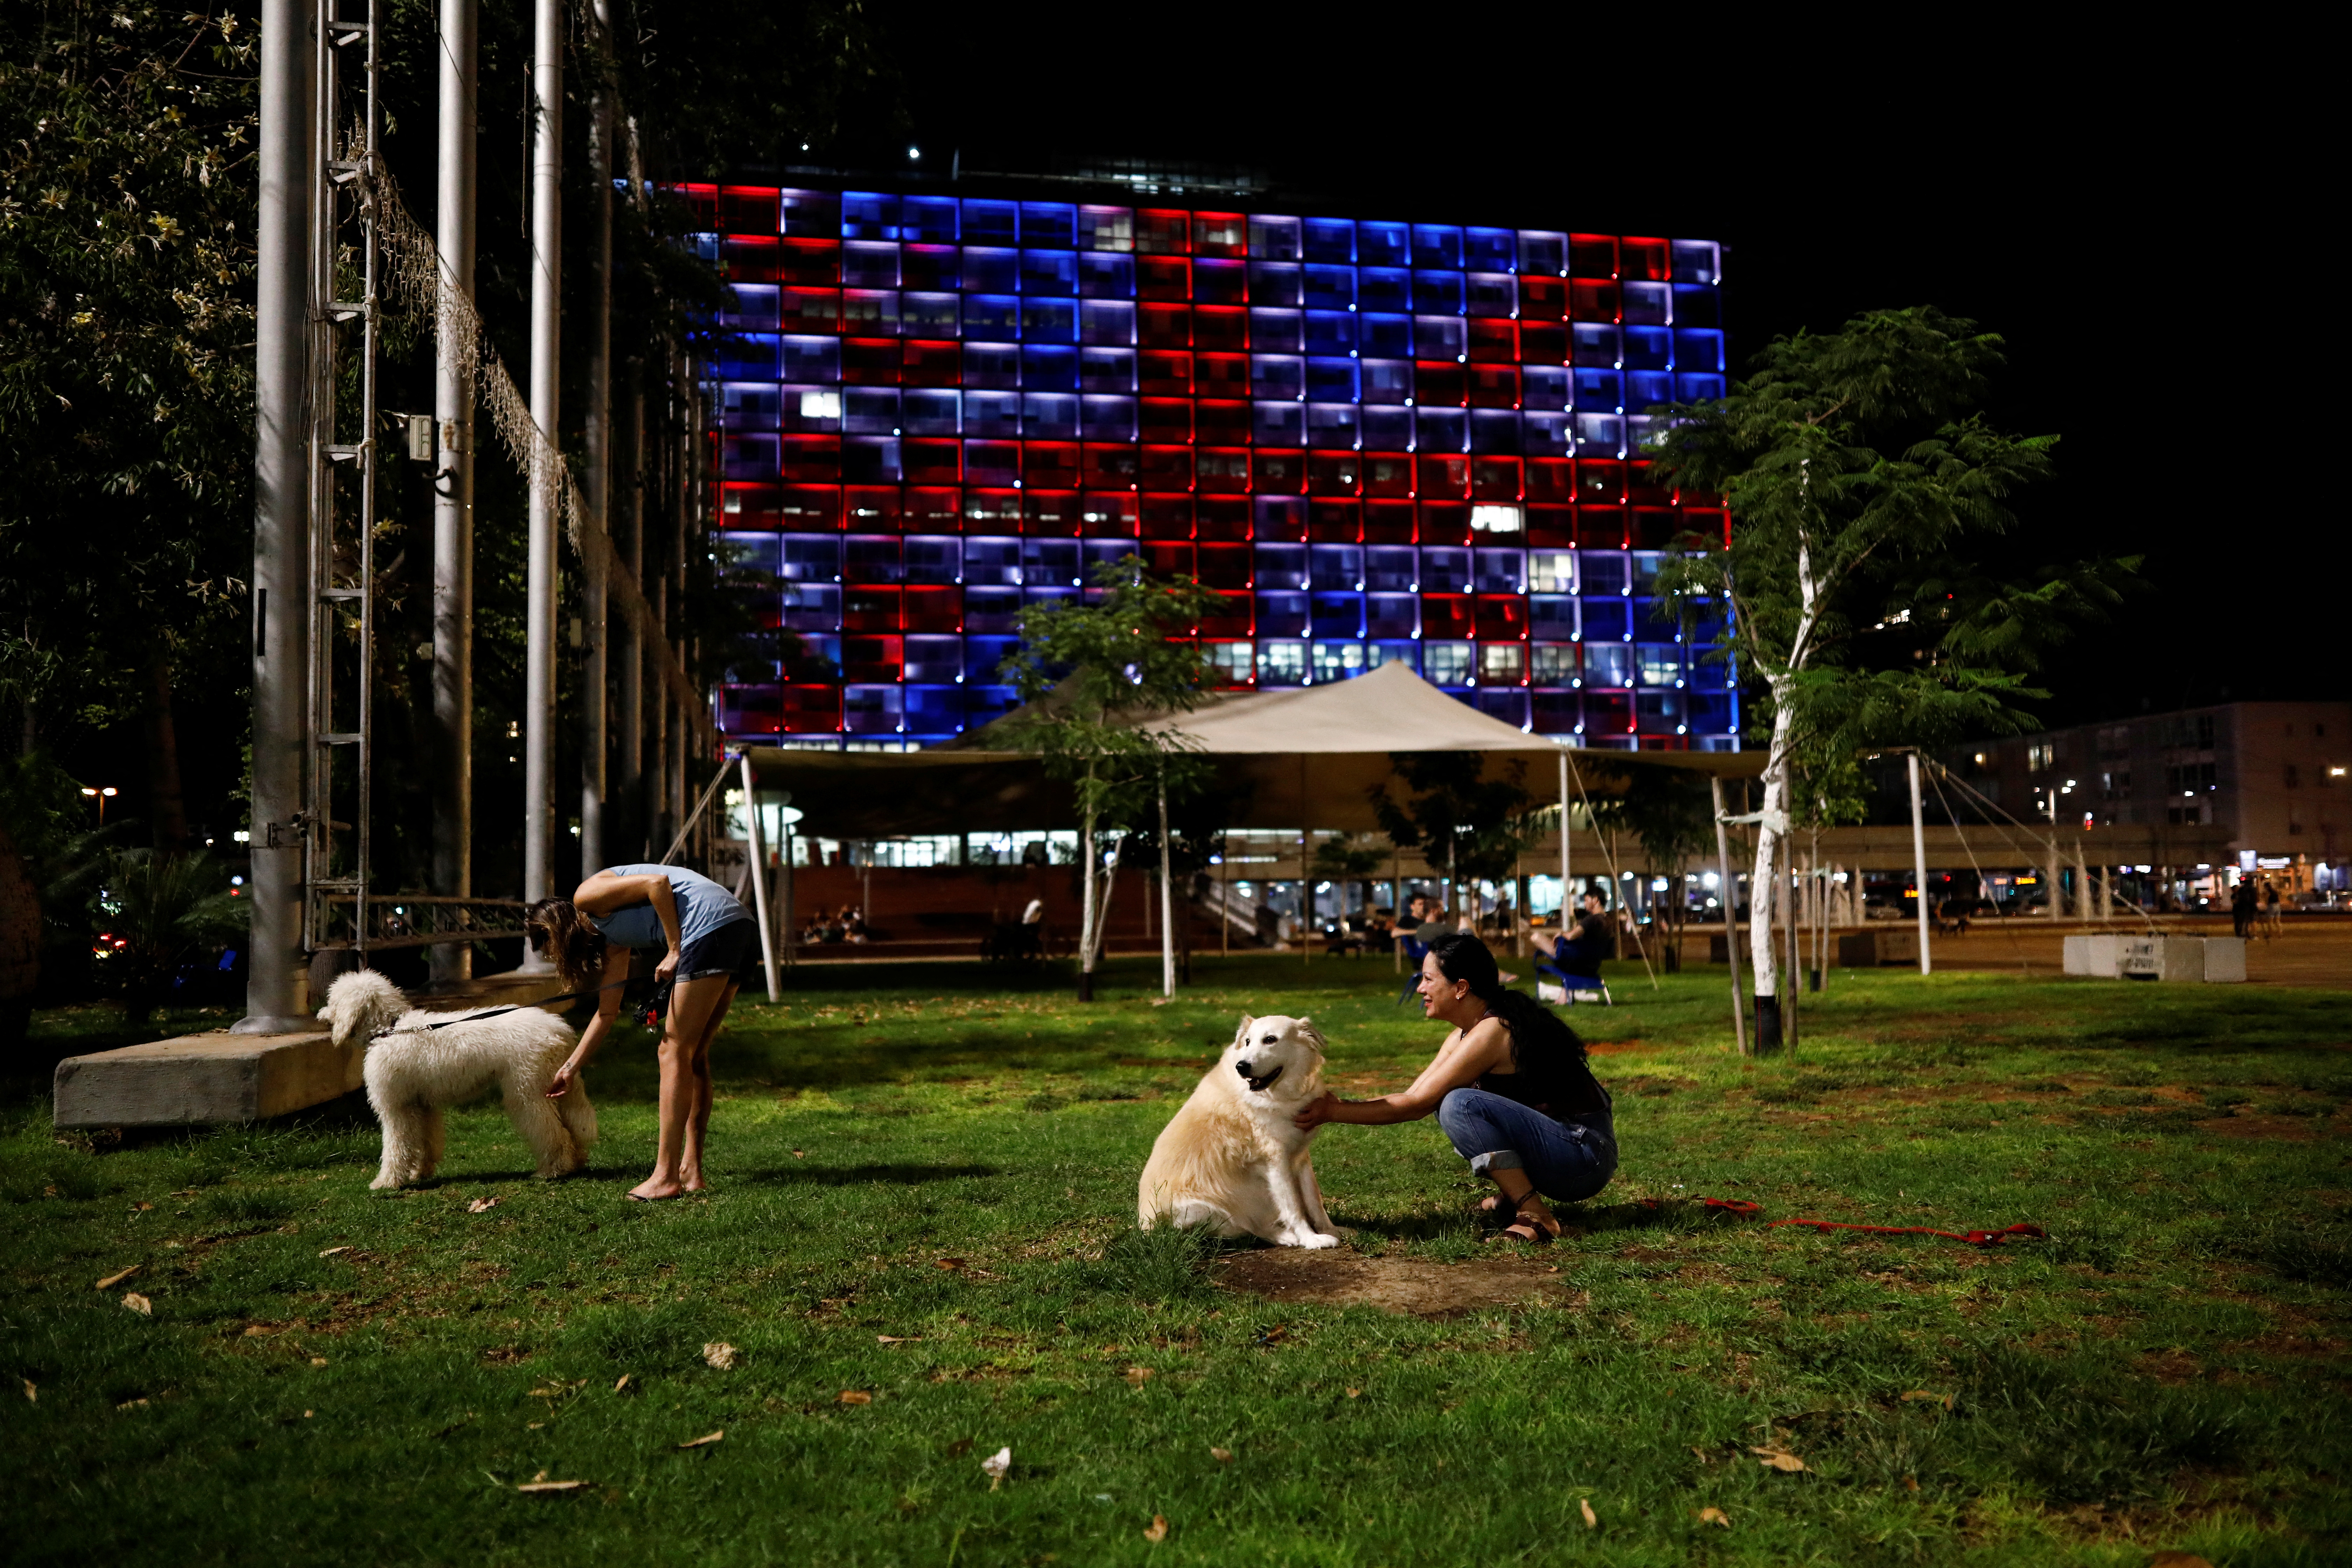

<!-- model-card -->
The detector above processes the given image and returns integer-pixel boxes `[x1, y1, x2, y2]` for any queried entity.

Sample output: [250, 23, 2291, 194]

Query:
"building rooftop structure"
[680, 178, 1740, 753]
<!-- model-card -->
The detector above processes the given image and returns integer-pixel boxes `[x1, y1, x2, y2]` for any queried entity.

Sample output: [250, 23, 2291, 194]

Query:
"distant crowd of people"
[2231, 876, 2286, 940]
[797, 904, 869, 946]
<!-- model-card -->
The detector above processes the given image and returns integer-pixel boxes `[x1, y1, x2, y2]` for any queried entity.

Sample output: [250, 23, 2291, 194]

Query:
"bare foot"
[681, 1172, 709, 1193]
[628, 1176, 684, 1202]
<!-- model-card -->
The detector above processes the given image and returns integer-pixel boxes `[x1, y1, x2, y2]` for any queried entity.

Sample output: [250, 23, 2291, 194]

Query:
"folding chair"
[1536, 962, 1612, 1006]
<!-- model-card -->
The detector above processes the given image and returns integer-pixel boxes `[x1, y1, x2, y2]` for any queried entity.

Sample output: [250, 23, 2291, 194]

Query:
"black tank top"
[1474, 1004, 1609, 1121]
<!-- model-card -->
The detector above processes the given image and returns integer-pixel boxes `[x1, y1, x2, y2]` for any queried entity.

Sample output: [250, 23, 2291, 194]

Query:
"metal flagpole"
[577, 0, 614, 876]
[1557, 746, 1571, 929]
[1158, 769, 1176, 998]
[1907, 752, 1931, 975]
[519, 0, 561, 939]
[429, 0, 476, 986]
[238, 0, 318, 1032]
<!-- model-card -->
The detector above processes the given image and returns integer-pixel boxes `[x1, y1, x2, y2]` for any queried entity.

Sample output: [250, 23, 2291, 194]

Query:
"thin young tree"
[1367, 754, 1542, 932]
[1646, 307, 2132, 1046]
[999, 558, 1213, 1001]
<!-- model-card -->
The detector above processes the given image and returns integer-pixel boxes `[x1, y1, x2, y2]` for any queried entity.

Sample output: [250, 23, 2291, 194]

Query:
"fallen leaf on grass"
[118, 1397, 149, 1410]
[614, 1375, 631, 1393]
[121, 1293, 153, 1316]
[1344, 1388, 1361, 1399]
[1750, 1445, 1806, 1473]
[1143, 1514, 1169, 1542]
[1150, 997, 1171, 1007]
[677, 1430, 724, 1449]
[981, 1445, 1011, 1490]
[877, 1335, 921, 1345]
[318, 1246, 350, 1258]
[1900, 1389, 1954, 1410]
[96, 1266, 140, 1290]
[21, 1380, 34, 1404]
[131, 1201, 154, 1212]
[703, 1342, 738, 1370]
[839, 1390, 873, 1405]
[1124, 1367, 1154, 1387]
[792, 1150, 804, 1158]
[467, 1197, 498, 1213]
[516, 1479, 590, 1494]
[1580, 1498, 1598, 1528]
[1209, 1447, 1232, 1463]
[243, 1324, 277, 1337]
[935, 1257, 966, 1272]
[1690, 1446, 1713, 1463]
[1694, 1507, 1730, 1527]
[309, 1357, 328, 1367]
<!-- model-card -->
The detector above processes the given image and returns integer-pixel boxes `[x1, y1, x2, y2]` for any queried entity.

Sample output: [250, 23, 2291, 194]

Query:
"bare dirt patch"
[1216, 1248, 1571, 1317]
[2194, 1115, 2326, 1141]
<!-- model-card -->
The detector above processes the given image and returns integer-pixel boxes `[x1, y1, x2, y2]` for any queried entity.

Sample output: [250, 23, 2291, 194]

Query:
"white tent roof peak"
[1144, 660, 1559, 754]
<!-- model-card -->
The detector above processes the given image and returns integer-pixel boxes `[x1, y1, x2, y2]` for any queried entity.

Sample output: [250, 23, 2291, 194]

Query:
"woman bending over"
[525, 863, 760, 1201]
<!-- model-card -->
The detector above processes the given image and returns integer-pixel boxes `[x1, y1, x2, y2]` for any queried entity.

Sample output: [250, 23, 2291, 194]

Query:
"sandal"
[1484, 1196, 1562, 1245]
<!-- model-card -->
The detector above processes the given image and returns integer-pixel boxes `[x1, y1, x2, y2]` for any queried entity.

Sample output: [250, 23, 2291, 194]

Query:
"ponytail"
[524, 898, 608, 992]
[1428, 929, 1590, 1069]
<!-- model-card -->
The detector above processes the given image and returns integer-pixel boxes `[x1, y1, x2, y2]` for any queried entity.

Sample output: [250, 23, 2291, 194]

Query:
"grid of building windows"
[684, 184, 1741, 749]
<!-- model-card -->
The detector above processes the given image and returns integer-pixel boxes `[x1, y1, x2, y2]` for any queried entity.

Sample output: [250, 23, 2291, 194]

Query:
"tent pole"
[1558, 748, 1570, 940]
[1158, 770, 1175, 999]
[1301, 752, 1310, 967]
[1392, 842, 1402, 973]
[1711, 774, 1747, 1056]
[738, 752, 778, 1004]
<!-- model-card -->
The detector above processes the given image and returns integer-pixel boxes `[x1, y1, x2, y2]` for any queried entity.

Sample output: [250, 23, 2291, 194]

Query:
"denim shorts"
[677, 918, 761, 986]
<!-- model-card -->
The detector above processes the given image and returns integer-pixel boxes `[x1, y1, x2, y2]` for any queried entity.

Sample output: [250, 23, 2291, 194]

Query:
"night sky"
[878, 12, 2339, 726]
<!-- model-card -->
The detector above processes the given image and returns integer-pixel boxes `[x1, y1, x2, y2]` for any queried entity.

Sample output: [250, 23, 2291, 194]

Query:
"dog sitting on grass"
[1138, 1014, 1342, 1248]
[317, 970, 596, 1189]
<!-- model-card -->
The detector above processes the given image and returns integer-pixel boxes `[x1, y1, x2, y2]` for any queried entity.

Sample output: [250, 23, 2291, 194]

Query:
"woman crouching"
[1293, 931, 1615, 1241]
[525, 862, 760, 1201]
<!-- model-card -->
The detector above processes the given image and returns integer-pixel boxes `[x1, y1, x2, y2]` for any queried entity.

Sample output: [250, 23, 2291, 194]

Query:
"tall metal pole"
[1908, 752, 1932, 975]
[1710, 774, 1747, 1056]
[1556, 747, 1571, 921]
[578, 0, 614, 876]
[1158, 771, 1176, 998]
[238, 0, 317, 1033]
[429, 0, 477, 986]
[521, 0, 561, 933]
[738, 753, 779, 1003]
[618, 371, 645, 853]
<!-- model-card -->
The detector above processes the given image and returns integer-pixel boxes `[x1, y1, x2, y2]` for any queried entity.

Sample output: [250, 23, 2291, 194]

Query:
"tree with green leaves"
[1646, 307, 2134, 1041]
[998, 558, 1214, 1000]
[1367, 754, 1542, 923]
[0, 6, 258, 842]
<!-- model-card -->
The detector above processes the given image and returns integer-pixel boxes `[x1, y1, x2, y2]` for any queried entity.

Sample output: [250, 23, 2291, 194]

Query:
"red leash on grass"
[1656, 1196, 2045, 1249]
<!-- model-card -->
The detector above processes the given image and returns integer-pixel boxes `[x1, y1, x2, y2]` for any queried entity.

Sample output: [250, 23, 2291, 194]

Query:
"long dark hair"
[1428, 930, 1590, 1071]
[524, 898, 607, 992]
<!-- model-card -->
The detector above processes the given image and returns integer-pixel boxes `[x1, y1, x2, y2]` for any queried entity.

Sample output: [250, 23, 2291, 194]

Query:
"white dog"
[1138, 1014, 1340, 1248]
[317, 970, 596, 1189]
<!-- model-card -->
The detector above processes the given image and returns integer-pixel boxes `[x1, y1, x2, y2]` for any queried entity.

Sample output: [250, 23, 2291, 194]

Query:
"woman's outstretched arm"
[1294, 1020, 1508, 1129]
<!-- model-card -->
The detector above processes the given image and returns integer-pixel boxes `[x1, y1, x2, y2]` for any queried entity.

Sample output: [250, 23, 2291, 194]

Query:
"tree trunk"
[0, 819, 39, 1051]
[1750, 695, 1792, 1050]
[145, 644, 189, 852]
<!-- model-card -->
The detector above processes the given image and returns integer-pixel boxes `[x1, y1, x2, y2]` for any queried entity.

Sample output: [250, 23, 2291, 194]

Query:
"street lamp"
[80, 785, 118, 826]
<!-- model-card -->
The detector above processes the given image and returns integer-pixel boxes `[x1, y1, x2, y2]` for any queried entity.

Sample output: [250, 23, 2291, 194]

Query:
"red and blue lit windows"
[1568, 235, 1617, 278]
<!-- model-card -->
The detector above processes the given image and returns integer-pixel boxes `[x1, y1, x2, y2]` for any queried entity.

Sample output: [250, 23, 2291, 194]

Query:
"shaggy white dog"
[1138, 1013, 1340, 1248]
[317, 970, 596, 1189]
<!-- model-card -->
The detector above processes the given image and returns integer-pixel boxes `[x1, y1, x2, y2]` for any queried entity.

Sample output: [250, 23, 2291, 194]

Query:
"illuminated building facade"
[686, 182, 1740, 750]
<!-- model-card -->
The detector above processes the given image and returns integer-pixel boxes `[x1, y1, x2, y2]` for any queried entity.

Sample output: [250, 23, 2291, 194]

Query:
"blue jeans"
[1437, 1088, 1617, 1203]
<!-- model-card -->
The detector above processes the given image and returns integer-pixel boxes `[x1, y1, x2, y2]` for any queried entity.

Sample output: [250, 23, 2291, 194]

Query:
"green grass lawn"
[5, 956, 2349, 1566]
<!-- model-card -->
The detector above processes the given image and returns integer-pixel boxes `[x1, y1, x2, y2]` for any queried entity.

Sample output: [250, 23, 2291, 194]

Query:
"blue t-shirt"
[587, 864, 749, 949]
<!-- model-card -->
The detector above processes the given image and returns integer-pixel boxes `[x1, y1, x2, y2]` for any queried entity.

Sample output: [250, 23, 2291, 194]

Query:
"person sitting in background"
[1532, 890, 1614, 978]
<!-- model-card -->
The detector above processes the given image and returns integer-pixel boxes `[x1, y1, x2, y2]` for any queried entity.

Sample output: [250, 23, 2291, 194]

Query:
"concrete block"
[2065, 933, 2126, 978]
[2119, 937, 2164, 979]
[2158, 937, 2206, 983]
[51, 969, 575, 1130]
[2063, 934, 2091, 976]
[1838, 928, 1923, 967]
[53, 1030, 359, 1129]
[2200, 936, 2247, 983]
